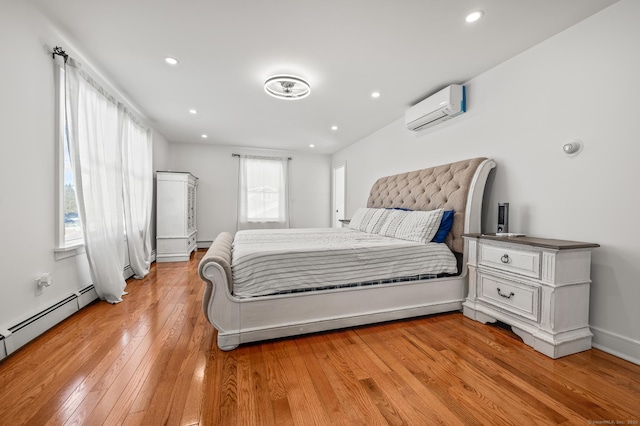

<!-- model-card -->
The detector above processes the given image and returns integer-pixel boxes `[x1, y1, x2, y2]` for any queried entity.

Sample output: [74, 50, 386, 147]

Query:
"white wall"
[151, 129, 170, 246]
[332, 0, 640, 363]
[0, 3, 169, 330]
[166, 143, 331, 242]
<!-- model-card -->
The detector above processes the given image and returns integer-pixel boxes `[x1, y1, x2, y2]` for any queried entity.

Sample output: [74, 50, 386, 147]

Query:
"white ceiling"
[28, 0, 618, 154]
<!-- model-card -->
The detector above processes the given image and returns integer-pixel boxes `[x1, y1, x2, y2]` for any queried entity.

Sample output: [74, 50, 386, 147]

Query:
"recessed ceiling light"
[465, 10, 484, 23]
[201, 134, 208, 139]
[309, 144, 315, 148]
[371, 92, 381, 98]
[189, 109, 198, 114]
[264, 75, 311, 100]
[331, 125, 338, 131]
[164, 56, 179, 65]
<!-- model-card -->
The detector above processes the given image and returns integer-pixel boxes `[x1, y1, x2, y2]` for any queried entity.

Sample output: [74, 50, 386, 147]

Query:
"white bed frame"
[199, 158, 496, 350]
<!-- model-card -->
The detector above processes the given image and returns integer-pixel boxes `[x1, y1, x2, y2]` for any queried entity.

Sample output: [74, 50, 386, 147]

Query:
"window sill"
[54, 242, 86, 261]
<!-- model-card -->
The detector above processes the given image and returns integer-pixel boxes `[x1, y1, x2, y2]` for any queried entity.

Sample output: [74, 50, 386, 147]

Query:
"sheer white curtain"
[65, 59, 127, 303]
[238, 155, 289, 230]
[121, 108, 153, 279]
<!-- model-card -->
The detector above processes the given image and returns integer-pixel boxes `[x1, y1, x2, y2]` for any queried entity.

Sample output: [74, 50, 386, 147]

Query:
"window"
[56, 65, 83, 251]
[238, 156, 289, 229]
[246, 159, 283, 221]
[62, 128, 82, 243]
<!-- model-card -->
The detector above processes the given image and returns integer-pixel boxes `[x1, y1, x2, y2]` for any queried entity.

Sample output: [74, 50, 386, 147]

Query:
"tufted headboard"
[367, 157, 489, 254]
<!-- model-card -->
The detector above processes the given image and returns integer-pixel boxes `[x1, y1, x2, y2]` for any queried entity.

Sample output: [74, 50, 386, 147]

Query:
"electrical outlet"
[34, 273, 51, 296]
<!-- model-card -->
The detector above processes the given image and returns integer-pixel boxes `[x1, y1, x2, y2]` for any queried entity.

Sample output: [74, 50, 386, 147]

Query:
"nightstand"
[462, 234, 599, 358]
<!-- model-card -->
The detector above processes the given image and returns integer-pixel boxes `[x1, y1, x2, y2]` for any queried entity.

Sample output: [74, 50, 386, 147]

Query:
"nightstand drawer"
[478, 273, 540, 322]
[479, 244, 540, 278]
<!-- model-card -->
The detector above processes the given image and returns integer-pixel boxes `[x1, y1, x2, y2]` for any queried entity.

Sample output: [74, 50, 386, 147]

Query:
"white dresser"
[156, 171, 198, 262]
[462, 234, 599, 358]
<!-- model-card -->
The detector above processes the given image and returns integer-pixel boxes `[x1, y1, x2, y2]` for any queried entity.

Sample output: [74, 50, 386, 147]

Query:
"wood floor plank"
[90, 308, 185, 424]
[1, 311, 118, 424]
[23, 269, 185, 425]
[311, 345, 388, 425]
[72, 298, 187, 425]
[213, 344, 239, 425]
[0, 250, 639, 426]
[43, 318, 152, 425]
[247, 345, 277, 426]
[427, 317, 588, 423]
[371, 326, 486, 425]
[278, 339, 334, 425]
[166, 294, 209, 425]
[178, 319, 212, 425]
[298, 334, 370, 425]
[236, 345, 260, 426]
[335, 332, 437, 424]
[353, 325, 476, 425]
[133, 291, 203, 425]
[435, 318, 628, 423]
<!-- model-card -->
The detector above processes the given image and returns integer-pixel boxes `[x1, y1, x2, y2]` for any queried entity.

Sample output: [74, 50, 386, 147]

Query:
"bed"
[198, 157, 496, 350]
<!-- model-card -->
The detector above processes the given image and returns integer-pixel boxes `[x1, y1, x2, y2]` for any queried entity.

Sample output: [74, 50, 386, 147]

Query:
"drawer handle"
[500, 254, 510, 263]
[497, 288, 515, 299]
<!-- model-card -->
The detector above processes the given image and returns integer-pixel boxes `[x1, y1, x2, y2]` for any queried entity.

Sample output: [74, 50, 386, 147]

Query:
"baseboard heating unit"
[0, 285, 97, 361]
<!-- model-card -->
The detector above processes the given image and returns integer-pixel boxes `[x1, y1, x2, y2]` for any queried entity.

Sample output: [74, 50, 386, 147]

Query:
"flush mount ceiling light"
[465, 10, 484, 23]
[264, 75, 311, 100]
[164, 56, 179, 65]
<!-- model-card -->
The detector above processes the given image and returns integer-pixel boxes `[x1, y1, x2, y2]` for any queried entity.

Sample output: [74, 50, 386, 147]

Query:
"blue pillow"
[432, 210, 454, 243]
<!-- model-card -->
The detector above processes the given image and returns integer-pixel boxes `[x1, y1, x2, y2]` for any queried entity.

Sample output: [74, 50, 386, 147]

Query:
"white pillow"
[378, 208, 444, 243]
[348, 208, 368, 230]
[348, 208, 389, 233]
[362, 208, 390, 234]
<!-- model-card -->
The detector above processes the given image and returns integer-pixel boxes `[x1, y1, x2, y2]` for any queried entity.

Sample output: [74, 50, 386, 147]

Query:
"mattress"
[231, 228, 458, 298]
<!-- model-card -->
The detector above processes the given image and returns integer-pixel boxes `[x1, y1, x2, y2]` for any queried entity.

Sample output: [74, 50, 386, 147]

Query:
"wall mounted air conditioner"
[405, 84, 466, 131]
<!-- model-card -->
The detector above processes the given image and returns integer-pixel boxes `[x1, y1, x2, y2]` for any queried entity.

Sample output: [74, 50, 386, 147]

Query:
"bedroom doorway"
[332, 162, 346, 228]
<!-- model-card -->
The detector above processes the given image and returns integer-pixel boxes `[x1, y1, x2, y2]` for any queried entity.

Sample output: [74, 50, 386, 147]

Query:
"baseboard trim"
[197, 240, 212, 249]
[0, 284, 98, 361]
[123, 265, 134, 280]
[124, 251, 158, 278]
[591, 326, 640, 366]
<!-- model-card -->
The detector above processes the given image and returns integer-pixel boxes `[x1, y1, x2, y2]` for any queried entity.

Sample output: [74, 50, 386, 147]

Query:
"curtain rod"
[232, 153, 292, 160]
[51, 45, 148, 121]
[52, 46, 68, 63]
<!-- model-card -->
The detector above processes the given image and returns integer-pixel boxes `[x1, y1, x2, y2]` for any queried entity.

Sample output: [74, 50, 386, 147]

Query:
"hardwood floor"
[1, 250, 639, 425]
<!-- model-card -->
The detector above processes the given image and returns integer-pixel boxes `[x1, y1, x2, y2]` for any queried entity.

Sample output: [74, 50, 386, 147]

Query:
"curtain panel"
[63, 58, 153, 302]
[237, 155, 290, 231]
[121, 109, 153, 279]
[65, 59, 127, 303]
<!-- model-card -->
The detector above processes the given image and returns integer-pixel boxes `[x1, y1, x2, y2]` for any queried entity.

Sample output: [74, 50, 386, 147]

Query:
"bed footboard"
[197, 232, 241, 350]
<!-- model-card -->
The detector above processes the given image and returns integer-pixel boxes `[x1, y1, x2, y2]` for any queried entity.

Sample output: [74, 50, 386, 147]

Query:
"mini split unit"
[405, 84, 466, 131]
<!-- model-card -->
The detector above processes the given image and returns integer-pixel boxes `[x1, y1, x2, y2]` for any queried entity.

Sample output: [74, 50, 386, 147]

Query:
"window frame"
[244, 157, 287, 223]
[54, 63, 85, 260]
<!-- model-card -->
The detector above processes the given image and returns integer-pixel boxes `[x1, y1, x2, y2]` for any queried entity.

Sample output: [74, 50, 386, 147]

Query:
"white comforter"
[231, 228, 458, 298]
